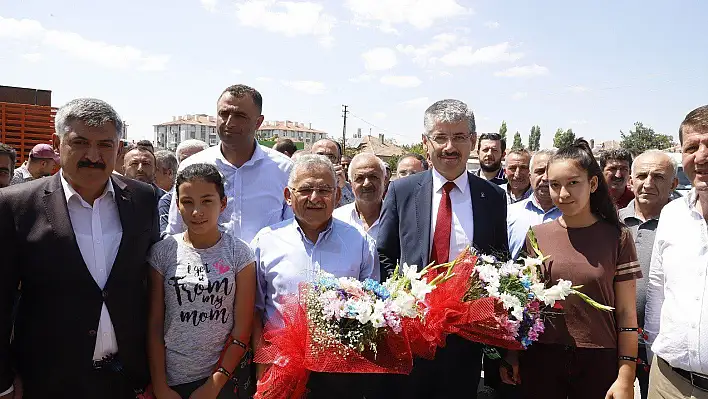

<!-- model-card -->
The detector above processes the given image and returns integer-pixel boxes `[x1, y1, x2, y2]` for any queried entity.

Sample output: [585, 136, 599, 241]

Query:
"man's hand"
[333, 165, 346, 189]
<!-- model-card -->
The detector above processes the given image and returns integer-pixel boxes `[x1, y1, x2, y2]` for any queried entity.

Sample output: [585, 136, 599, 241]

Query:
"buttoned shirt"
[646, 189, 708, 374]
[338, 182, 355, 208]
[332, 201, 382, 242]
[253, 218, 379, 323]
[499, 183, 532, 205]
[166, 143, 293, 243]
[507, 195, 562, 260]
[430, 168, 474, 262]
[60, 172, 122, 361]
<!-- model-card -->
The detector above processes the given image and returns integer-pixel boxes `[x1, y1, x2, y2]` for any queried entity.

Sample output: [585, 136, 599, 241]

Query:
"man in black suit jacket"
[377, 99, 509, 399]
[0, 98, 159, 399]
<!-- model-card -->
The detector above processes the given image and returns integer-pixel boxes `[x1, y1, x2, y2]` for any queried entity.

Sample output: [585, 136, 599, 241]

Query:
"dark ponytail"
[549, 138, 623, 232]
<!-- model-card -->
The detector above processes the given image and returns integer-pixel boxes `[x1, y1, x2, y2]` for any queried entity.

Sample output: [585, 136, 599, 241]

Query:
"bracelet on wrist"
[215, 367, 232, 379]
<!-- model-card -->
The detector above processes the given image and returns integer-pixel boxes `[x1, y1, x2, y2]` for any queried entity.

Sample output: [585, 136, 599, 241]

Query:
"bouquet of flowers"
[255, 265, 452, 399]
[456, 232, 613, 350]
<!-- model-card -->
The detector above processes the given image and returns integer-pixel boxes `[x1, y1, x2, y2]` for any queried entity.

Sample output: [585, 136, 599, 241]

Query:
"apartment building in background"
[154, 114, 218, 151]
[257, 120, 327, 146]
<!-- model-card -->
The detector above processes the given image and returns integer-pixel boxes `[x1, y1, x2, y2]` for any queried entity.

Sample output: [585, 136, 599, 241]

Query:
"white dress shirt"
[166, 143, 293, 243]
[645, 189, 708, 374]
[332, 201, 382, 242]
[429, 168, 474, 262]
[60, 172, 122, 361]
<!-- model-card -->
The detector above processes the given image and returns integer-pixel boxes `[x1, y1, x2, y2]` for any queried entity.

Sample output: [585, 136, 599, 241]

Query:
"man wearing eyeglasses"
[377, 99, 509, 399]
[311, 139, 355, 207]
[476, 133, 508, 186]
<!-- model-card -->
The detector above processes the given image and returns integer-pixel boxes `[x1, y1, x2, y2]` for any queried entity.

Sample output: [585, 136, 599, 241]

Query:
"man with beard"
[599, 149, 634, 208]
[506, 149, 562, 260]
[333, 153, 386, 240]
[10, 144, 59, 185]
[476, 133, 507, 185]
[377, 99, 508, 398]
[123, 146, 167, 199]
[0, 144, 16, 188]
[165, 84, 292, 243]
[499, 149, 532, 205]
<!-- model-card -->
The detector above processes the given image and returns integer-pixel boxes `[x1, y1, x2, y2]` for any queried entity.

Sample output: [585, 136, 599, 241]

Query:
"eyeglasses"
[289, 185, 335, 196]
[426, 133, 472, 145]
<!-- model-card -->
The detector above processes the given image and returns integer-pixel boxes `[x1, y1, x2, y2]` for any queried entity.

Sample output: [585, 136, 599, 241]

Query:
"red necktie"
[430, 181, 455, 264]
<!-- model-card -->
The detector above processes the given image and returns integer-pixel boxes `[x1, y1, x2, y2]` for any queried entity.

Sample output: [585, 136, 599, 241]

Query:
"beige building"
[154, 114, 218, 151]
[348, 133, 405, 162]
[257, 120, 327, 146]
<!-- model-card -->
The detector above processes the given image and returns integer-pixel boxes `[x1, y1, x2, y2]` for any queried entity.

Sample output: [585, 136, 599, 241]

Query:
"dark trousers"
[637, 345, 649, 399]
[519, 343, 618, 399]
[23, 368, 137, 399]
[171, 378, 240, 399]
[379, 335, 483, 399]
[306, 372, 375, 399]
[483, 350, 521, 399]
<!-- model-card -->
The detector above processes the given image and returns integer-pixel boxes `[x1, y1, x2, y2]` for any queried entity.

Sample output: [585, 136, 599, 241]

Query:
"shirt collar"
[60, 171, 115, 206]
[292, 216, 335, 244]
[351, 201, 383, 226]
[432, 167, 469, 195]
[525, 193, 557, 214]
[505, 183, 532, 201]
[214, 141, 265, 170]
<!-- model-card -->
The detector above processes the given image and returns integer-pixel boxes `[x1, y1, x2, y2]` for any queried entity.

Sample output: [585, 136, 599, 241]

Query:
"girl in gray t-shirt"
[147, 163, 256, 399]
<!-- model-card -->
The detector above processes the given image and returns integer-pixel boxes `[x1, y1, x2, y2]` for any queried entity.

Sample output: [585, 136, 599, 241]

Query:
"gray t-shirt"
[148, 232, 255, 386]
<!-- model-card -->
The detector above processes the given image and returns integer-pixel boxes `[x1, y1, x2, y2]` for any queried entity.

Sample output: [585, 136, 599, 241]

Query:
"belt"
[660, 357, 708, 392]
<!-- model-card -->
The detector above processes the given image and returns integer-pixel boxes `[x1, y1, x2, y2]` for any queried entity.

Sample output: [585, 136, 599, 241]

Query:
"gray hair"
[530, 149, 556, 169]
[176, 139, 209, 163]
[348, 153, 387, 181]
[288, 154, 337, 187]
[155, 150, 178, 176]
[423, 99, 476, 135]
[631, 150, 678, 177]
[55, 98, 123, 140]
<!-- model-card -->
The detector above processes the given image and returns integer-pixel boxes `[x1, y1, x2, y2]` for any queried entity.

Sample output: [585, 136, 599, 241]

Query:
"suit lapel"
[42, 174, 101, 291]
[415, 172, 433, 269]
[107, 176, 136, 284]
[469, 173, 493, 252]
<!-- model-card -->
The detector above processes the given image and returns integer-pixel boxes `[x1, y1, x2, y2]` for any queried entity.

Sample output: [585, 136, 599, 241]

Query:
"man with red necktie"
[377, 99, 509, 399]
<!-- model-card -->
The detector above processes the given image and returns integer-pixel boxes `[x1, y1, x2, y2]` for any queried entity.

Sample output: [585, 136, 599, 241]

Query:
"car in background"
[666, 153, 692, 196]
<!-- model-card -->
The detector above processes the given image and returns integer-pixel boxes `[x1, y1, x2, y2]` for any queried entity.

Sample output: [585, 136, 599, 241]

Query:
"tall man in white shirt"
[0, 98, 160, 398]
[166, 85, 293, 242]
[645, 105, 708, 398]
[377, 99, 509, 399]
[333, 153, 386, 241]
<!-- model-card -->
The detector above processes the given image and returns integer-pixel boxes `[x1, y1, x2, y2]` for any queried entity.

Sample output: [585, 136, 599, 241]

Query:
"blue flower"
[363, 278, 390, 300]
[521, 337, 533, 348]
[520, 276, 531, 290]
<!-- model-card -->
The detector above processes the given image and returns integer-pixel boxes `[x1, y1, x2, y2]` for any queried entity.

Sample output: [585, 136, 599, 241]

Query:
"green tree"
[512, 131, 524, 150]
[528, 125, 541, 151]
[620, 122, 675, 155]
[553, 128, 576, 148]
[401, 142, 426, 156]
[499, 121, 508, 142]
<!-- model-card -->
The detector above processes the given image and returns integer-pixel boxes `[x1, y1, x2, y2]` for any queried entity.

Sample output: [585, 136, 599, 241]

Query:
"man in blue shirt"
[507, 149, 562, 259]
[252, 154, 378, 399]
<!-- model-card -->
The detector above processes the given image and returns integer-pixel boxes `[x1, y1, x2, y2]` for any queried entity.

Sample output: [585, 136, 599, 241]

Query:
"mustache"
[305, 201, 326, 209]
[440, 151, 460, 157]
[77, 160, 106, 169]
[610, 176, 625, 182]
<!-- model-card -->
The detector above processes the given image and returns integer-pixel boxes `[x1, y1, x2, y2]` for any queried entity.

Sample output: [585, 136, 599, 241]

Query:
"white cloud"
[494, 64, 549, 77]
[201, 0, 218, 12]
[380, 75, 422, 88]
[439, 42, 523, 66]
[346, 0, 470, 33]
[401, 97, 430, 108]
[0, 16, 169, 71]
[374, 112, 386, 119]
[362, 47, 397, 71]
[234, 1, 336, 47]
[484, 21, 500, 29]
[511, 92, 528, 100]
[256, 76, 273, 82]
[396, 33, 456, 66]
[20, 53, 43, 62]
[568, 85, 590, 93]
[349, 73, 374, 83]
[281, 80, 326, 94]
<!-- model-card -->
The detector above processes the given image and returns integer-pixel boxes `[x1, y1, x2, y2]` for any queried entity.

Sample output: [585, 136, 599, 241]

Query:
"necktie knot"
[443, 181, 456, 193]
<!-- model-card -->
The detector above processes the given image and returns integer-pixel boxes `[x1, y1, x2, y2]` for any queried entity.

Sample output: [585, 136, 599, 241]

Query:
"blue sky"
[1, 0, 705, 148]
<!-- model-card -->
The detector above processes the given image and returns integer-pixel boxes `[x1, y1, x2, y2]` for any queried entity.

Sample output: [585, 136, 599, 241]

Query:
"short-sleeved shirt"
[148, 232, 255, 386]
[529, 219, 641, 348]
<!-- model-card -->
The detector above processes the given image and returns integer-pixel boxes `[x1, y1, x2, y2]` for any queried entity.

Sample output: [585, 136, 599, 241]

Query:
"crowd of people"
[0, 84, 706, 399]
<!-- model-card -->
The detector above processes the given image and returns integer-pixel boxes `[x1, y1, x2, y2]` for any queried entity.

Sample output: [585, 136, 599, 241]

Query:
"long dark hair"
[175, 163, 226, 200]
[548, 138, 623, 232]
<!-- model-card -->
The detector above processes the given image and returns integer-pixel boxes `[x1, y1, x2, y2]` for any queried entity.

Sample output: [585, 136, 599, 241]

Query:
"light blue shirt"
[507, 195, 562, 259]
[252, 217, 379, 323]
[166, 143, 293, 243]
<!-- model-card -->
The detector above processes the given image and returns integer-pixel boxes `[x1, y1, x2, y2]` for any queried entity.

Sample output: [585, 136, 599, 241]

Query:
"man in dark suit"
[0, 98, 159, 399]
[377, 99, 509, 399]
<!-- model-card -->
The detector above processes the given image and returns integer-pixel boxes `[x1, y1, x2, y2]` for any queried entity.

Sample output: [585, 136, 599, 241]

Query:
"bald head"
[630, 150, 678, 210]
[349, 153, 386, 204]
[311, 139, 341, 164]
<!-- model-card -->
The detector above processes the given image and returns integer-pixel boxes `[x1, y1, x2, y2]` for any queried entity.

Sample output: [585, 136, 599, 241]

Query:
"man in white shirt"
[333, 153, 386, 241]
[645, 104, 708, 398]
[0, 98, 160, 398]
[165, 85, 293, 242]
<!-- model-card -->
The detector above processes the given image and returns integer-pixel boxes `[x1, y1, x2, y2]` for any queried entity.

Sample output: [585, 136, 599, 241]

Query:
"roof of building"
[155, 114, 216, 127]
[349, 135, 406, 157]
[259, 120, 326, 134]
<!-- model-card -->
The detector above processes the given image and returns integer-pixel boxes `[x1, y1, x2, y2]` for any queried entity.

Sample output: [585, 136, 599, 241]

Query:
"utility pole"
[341, 105, 349, 151]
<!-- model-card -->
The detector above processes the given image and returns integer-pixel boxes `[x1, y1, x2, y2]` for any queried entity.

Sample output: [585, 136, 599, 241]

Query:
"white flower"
[371, 300, 387, 328]
[353, 299, 374, 325]
[475, 264, 500, 284]
[485, 284, 500, 298]
[520, 256, 543, 269]
[534, 280, 573, 307]
[499, 260, 521, 277]
[410, 278, 434, 301]
[401, 263, 422, 281]
[500, 293, 524, 320]
[393, 292, 417, 318]
[481, 255, 497, 264]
